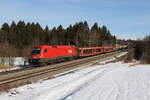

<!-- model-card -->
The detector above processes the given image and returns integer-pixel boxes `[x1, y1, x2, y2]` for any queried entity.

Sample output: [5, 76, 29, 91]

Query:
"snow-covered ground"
[0, 67, 21, 72]
[0, 57, 29, 72]
[0, 61, 150, 100]
[0, 57, 28, 66]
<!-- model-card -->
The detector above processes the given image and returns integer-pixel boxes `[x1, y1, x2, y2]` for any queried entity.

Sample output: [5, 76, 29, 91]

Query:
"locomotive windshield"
[32, 48, 41, 55]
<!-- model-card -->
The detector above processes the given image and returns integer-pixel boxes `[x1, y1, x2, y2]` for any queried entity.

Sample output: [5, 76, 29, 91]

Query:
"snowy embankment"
[0, 57, 28, 72]
[0, 57, 27, 66]
[64, 63, 150, 100]
[0, 60, 150, 100]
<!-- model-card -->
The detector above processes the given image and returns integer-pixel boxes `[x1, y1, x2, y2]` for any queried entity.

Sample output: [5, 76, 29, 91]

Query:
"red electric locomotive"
[30, 45, 77, 65]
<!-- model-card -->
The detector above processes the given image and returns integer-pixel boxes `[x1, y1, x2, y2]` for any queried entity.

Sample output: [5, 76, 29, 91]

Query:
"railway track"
[0, 51, 127, 91]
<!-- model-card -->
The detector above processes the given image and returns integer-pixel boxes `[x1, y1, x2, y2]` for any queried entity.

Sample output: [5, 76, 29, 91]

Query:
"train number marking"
[68, 50, 72, 53]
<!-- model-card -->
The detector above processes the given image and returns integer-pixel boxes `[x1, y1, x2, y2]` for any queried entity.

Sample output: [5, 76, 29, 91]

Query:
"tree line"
[0, 21, 116, 57]
[134, 36, 150, 63]
[125, 36, 150, 64]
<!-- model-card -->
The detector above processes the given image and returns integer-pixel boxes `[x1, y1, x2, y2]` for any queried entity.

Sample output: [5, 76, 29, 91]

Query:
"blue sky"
[0, 0, 150, 40]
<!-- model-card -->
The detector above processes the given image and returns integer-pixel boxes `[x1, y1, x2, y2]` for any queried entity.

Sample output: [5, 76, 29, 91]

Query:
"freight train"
[29, 45, 115, 66]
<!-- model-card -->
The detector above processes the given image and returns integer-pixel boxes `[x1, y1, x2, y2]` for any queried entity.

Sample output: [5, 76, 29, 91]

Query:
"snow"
[64, 63, 150, 100]
[0, 52, 150, 100]
[116, 52, 128, 57]
[13, 57, 29, 66]
[0, 57, 29, 72]
[0, 57, 28, 66]
[0, 67, 21, 72]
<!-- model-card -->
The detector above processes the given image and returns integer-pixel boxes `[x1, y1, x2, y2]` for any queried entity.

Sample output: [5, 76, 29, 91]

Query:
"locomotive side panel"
[30, 45, 78, 65]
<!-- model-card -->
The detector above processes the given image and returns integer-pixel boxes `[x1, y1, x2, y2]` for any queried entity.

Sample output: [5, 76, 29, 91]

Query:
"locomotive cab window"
[32, 48, 41, 55]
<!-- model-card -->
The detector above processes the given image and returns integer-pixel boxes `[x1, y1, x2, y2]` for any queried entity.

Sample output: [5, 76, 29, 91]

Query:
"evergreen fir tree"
[1, 23, 10, 32]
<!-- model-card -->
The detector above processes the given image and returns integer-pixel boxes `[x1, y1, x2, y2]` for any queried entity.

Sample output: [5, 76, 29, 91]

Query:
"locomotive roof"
[33, 45, 76, 48]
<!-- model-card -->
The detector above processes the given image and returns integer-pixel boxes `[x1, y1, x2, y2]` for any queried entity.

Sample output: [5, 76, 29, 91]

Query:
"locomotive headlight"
[37, 55, 41, 58]
[38, 55, 41, 58]
[33, 55, 41, 59]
